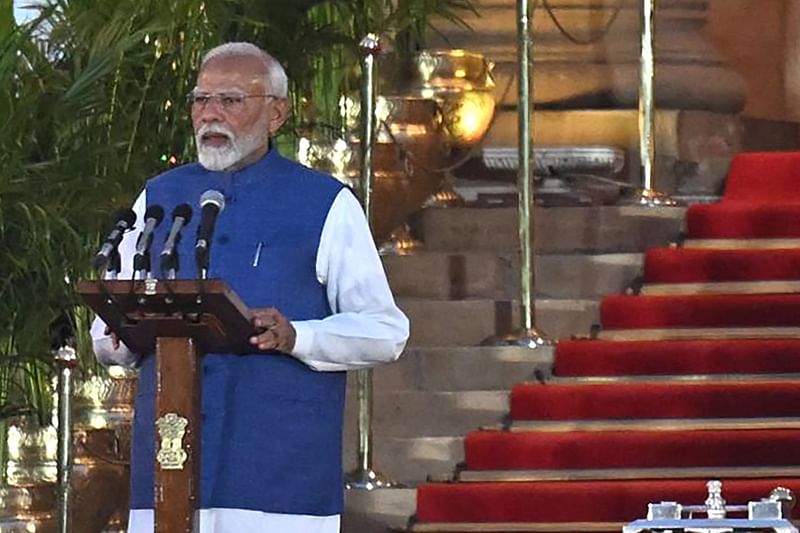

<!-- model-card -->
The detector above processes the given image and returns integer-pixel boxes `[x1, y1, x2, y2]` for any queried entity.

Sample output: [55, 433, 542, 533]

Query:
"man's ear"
[268, 98, 291, 135]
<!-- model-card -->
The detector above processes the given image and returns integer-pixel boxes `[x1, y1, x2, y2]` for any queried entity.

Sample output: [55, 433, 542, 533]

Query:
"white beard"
[195, 123, 269, 171]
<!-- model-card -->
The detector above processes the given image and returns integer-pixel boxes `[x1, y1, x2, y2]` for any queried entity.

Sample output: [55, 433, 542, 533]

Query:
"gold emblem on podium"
[144, 278, 158, 295]
[155, 413, 188, 470]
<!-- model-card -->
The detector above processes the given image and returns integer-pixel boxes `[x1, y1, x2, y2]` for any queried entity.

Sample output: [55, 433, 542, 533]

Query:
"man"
[92, 42, 409, 533]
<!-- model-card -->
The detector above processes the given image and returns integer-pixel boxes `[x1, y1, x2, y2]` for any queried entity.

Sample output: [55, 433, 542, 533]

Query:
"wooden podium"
[78, 278, 255, 533]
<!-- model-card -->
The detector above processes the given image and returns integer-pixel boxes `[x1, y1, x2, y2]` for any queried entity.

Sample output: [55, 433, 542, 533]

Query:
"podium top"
[78, 279, 257, 355]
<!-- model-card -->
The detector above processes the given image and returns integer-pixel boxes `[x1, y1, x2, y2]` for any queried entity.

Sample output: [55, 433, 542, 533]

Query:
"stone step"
[385, 252, 642, 300]
[368, 346, 553, 392]
[641, 280, 800, 296]
[345, 390, 509, 440]
[398, 298, 599, 347]
[343, 487, 417, 533]
[459, 465, 800, 484]
[343, 436, 465, 486]
[480, 109, 746, 198]
[414, 206, 685, 254]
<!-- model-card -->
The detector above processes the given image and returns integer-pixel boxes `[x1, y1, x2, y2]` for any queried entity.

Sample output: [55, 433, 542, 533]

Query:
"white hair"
[201, 42, 288, 98]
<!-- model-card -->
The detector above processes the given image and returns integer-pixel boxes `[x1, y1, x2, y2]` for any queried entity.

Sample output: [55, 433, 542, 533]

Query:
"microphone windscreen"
[200, 189, 226, 212]
[114, 208, 137, 228]
[144, 205, 165, 225]
[172, 203, 193, 223]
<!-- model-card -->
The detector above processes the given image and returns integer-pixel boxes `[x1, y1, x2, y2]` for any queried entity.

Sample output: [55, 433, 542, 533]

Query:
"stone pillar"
[785, 2, 800, 122]
[431, 0, 746, 111]
[429, 0, 751, 195]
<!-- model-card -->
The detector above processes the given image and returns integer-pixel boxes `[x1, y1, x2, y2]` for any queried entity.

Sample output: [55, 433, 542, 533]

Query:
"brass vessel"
[299, 51, 494, 245]
[355, 95, 448, 242]
[0, 370, 135, 533]
[390, 49, 497, 211]
[415, 49, 497, 150]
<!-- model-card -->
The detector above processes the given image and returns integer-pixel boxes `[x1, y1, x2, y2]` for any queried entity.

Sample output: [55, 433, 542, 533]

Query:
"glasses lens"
[188, 93, 272, 110]
[220, 94, 245, 109]
[188, 93, 208, 106]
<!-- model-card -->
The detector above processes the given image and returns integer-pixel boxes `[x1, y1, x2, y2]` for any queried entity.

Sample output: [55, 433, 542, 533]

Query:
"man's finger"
[250, 327, 277, 349]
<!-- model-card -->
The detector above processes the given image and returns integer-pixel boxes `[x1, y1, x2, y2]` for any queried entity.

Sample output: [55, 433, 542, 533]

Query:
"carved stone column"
[433, 0, 745, 111]
[429, 0, 750, 195]
[785, 2, 800, 121]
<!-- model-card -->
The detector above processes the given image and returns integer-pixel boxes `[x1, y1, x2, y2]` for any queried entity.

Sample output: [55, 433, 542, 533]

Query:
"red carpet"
[416, 479, 800, 523]
[687, 152, 800, 238]
[465, 428, 800, 470]
[600, 293, 800, 329]
[713, 152, 800, 203]
[413, 152, 800, 531]
[687, 204, 800, 239]
[644, 247, 800, 283]
[510, 381, 800, 420]
[554, 339, 800, 376]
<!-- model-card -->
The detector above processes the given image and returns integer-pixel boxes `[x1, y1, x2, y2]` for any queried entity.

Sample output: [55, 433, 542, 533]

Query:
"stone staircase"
[342, 203, 686, 532]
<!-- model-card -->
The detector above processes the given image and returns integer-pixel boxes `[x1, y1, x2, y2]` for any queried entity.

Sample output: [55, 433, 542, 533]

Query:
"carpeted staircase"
[410, 152, 800, 532]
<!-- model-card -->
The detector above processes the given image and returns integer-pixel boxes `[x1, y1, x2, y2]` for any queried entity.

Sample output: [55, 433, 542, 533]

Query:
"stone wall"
[705, 0, 795, 121]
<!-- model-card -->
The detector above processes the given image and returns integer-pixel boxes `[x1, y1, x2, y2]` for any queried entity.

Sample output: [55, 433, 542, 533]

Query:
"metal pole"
[640, 0, 656, 193]
[518, 0, 535, 333]
[359, 34, 379, 223]
[344, 33, 396, 490]
[55, 346, 78, 533]
[625, 0, 676, 206]
[485, 0, 550, 349]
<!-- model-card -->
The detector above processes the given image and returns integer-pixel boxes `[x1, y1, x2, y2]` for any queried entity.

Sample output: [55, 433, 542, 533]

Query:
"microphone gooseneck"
[195, 190, 226, 279]
[159, 203, 193, 279]
[93, 208, 137, 272]
[132, 205, 165, 279]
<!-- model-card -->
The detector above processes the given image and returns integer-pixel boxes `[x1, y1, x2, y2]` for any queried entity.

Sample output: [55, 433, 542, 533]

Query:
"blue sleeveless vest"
[130, 149, 347, 515]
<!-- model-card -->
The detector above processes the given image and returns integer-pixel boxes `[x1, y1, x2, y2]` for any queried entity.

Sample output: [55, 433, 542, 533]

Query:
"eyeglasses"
[187, 92, 279, 112]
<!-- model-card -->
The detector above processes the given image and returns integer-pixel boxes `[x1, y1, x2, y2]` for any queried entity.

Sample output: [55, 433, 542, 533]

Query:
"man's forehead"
[196, 55, 268, 89]
[200, 54, 268, 77]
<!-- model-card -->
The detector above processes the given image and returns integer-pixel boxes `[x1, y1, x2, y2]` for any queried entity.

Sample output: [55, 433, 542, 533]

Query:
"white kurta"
[92, 188, 409, 533]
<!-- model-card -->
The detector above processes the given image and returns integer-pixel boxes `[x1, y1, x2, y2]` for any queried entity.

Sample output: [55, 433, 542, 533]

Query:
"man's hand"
[249, 307, 296, 354]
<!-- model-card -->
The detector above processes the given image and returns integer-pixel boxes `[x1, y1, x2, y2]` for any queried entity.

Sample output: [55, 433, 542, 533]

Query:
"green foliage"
[0, 0, 474, 423]
[1, 0, 217, 421]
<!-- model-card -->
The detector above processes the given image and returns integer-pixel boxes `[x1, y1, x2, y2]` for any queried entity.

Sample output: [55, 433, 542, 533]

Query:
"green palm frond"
[0, 0, 476, 423]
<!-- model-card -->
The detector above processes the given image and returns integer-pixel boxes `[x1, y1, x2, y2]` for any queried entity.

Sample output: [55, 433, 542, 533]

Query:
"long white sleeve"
[90, 191, 145, 367]
[90, 187, 409, 371]
[289, 189, 409, 371]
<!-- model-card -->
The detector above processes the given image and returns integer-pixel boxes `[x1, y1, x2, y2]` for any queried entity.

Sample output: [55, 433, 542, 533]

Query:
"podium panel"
[79, 279, 255, 533]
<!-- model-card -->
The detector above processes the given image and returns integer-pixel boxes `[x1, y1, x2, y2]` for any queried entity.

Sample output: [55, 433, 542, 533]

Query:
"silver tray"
[483, 145, 626, 175]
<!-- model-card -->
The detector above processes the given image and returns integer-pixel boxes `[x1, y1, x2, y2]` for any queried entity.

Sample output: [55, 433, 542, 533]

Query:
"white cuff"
[93, 337, 140, 368]
[290, 321, 314, 361]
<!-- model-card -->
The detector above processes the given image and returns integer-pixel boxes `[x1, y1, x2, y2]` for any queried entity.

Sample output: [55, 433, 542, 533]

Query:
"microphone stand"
[161, 252, 179, 281]
[106, 249, 121, 280]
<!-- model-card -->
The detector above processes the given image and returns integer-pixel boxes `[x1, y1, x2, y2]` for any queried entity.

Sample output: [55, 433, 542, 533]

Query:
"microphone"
[132, 205, 165, 279]
[93, 209, 137, 272]
[159, 204, 193, 279]
[195, 190, 226, 279]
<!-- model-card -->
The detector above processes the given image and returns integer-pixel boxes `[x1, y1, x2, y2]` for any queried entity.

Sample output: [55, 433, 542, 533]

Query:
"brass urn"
[415, 49, 496, 151]
[0, 368, 135, 533]
[353, 95, 449, 242]
[378, 49, 496, 210]
[298, 49, 494, 246]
